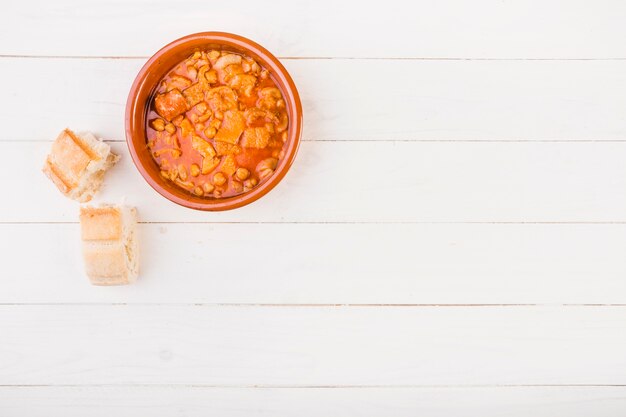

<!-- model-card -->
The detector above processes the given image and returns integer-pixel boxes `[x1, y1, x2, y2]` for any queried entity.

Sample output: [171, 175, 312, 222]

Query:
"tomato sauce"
[146, 49, 289, 198]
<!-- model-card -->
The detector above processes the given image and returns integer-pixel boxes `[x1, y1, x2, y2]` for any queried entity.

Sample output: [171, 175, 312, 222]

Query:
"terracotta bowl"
[125, 32, 302, 210]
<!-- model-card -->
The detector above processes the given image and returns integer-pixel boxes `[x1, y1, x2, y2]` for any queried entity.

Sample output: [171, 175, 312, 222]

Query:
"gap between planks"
[2, 55, 626, 61]
[1, 383, 625, 388]
[6, 139, 626, 143]
[1, 303, 625, 307]
[4, 221, 626, 225]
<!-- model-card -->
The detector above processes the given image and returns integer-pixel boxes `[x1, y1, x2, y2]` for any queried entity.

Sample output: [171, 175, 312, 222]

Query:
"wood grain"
[1, 58, 625, 142]
[3, 0, 626, 58]
[1, 305, 626, 385]
[2, 223, 626, 304]
[2, 386, 626, 417]
[7, 141, 626, 223]
[3, 0, 626, 412]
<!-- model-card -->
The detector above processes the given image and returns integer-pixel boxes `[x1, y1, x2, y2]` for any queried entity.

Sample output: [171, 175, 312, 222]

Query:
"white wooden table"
[2, 1, 626, 415]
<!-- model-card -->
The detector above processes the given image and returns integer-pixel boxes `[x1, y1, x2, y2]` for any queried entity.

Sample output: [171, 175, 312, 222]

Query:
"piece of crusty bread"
[80, 205, 139, 285]
[43, 129, 119, 202]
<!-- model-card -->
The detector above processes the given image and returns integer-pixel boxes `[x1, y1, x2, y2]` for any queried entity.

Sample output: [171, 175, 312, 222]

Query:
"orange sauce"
[146, 49, 289, 198]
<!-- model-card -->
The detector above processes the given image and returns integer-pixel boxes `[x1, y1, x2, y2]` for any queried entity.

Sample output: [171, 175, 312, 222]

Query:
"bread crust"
[80, 206, 122, 241]
[80, 205, 138, 286]
[83, 242, 129, 284]
[42, 128, 117, 202]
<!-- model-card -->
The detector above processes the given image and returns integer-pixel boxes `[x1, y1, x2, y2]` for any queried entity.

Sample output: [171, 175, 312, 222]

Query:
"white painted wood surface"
[4, 386, 626, 417]
[3, 0, 626, 58]
[3, 223, 626, 304]
[3, 306, 626, 385]
[4, 58, 626, 142]
[2, 0, 626, 415]
[7, 141, 626, 223]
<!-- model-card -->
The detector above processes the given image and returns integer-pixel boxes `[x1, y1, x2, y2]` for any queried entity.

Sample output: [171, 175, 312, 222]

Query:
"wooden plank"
[1, 305, 625, 385]
[2, 58, 626, 142]
[2, 0, 626, 58]
[8, 141, 626, 223]
[2, 386, 626, 417]
[2, 223, 626, 304]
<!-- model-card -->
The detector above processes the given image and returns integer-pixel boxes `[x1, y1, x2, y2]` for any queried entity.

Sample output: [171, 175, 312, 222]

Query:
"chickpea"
[204, 69, 218, 84]
[195, 123, 205, 132]
[189, 113, 199, 123]
[202, 182, 215, 193]
[251, 62, 260, 74]
[208, 50, 220, 62]
[213, 172, 226, 186]
[193, 186, 204, 196]
[235, 167, 250, 181]
[242, 61, 251, 72]
[174, 178, 194, 190]
[214, 110, 224, 120]
[151, 118, 165, 131]
[231, 180, 243, 193]
[178, 164, 188, 181]
[260, 69, 269, 79]
[276, 99, 285, 109]
[259, 168, 273, 179]
[165, 123, 176, 134]
[244, 178, 258, 191]
[213, 189, 222, 198]
[210, 119, 221, 130]
[204, 127, 217, 139]
[195, 102, 208, 114]
[198, 112, 212, 123]
[172, 115, 184, 126]
[281, 131, 288, 142]
[190, 163, 200, 177]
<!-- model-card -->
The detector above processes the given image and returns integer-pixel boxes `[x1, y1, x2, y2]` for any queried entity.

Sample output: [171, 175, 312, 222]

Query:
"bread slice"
[80, 205, 139, 285]
[43, 129, 119, 202]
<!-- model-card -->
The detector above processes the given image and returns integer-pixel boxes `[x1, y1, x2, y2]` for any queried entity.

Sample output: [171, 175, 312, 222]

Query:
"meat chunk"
[229, 73, 257, 97]
[191, 135, 219, 175]
[257, 87, 283, 111]
[213, 54, 242, 69]
[198, 65, 217, 85]
[154, 89, 188, 121]
[180, 118, 195, 137]
[202, 157, 220, 175]
[206, 86, 238, 111]
[215, 141, 242, 156]
[214, 110, 245, 144]
[182, 83, 205, 108]
[192, 135, 216, 158]
[166, 74, 192, 91]
[240, 127, 271, 149]
[220, 154, 237, 176]
[244, 108, 278, 125]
